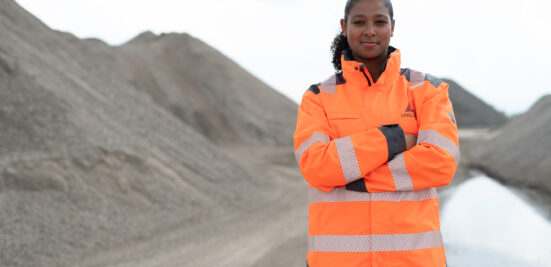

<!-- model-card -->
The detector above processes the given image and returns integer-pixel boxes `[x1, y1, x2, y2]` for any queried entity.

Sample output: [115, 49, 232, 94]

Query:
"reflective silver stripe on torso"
[388, 153, 414, 191]
[308, 231, 443, 252]
[295, 133, 331, 164]
[418, 130, 460, 166]
[334, 136, 362, 183]
[309, 187, 437, 204]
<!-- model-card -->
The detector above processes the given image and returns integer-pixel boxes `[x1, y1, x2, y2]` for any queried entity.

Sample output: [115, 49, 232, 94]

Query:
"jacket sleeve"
[362, 81, 460, 192]
[294, 87, 407, 192]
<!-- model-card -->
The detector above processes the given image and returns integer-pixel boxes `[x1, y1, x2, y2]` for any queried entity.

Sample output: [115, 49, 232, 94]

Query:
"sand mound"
[0, 0, 298, 266]
[470, 95, 551, 194]
[120, 31, 297, 145]
[445, 79, 507, 128]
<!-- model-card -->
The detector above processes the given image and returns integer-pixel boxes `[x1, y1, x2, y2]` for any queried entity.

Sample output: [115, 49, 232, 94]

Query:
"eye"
[376, 20, 387, 25]
[353, 20, 365, 25]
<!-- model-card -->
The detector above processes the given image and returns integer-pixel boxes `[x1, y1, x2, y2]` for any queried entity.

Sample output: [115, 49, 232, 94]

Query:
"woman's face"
[340, 0, 395, 64]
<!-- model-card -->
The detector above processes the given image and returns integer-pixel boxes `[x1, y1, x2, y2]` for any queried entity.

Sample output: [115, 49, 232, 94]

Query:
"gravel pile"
[0, 1, 297, 266]
[470, 95, 551, 195]
[445, 78, 508, 129]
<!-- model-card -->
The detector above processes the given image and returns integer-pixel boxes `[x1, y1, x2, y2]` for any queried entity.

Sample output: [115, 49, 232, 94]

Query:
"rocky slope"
[119, 31, 297, 145]
[445, 79, 508, 128]
[470, 95, 551, 195]
[0, 0, 298, 266]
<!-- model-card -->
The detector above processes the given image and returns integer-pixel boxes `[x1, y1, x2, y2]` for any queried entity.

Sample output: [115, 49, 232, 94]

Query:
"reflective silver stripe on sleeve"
[388, 153, 414, 191]
[295, 133, 331, 164]
[418, 130, 460, 166]
[409, 69, 426, 88]
[308, 231, 443, 252]
[334, 136, 362, 183]
[320, 75, 337, 94]
[448, 111, 457, 125]
[309, 187, 437, 204]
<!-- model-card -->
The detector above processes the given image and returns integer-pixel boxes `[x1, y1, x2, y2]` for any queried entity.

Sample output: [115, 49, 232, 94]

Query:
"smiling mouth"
[361, 41, 378, 47]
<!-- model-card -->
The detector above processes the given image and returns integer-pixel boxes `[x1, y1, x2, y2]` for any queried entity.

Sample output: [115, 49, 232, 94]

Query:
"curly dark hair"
[331, 0, 394, 71]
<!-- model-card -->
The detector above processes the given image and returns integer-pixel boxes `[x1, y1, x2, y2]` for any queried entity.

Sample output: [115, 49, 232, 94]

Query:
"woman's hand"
[405, 134, 417, 150]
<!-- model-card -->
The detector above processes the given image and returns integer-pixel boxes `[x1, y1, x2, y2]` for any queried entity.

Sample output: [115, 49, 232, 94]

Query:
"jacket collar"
[341, 46, 401, 88]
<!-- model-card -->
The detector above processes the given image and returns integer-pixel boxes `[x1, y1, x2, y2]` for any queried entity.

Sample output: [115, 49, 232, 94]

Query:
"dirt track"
[74, 146, 309, 267]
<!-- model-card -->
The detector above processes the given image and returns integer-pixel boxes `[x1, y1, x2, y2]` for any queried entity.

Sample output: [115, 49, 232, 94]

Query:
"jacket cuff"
[345, 179, 369, 192]
[378, 124, 406, 161]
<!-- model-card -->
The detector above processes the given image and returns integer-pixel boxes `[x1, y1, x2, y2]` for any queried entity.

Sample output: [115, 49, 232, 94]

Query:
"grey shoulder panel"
[424, 73, 443, 88]
[319, 72, 346, 95]
[408, 69, 426, 88]
[307, 83, 321, 95]
[401, 68, 443, 88]
[400, 68, 409, 78]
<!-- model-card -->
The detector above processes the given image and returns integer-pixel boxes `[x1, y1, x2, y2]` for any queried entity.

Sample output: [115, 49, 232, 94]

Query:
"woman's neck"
[358, 55, 387, 83]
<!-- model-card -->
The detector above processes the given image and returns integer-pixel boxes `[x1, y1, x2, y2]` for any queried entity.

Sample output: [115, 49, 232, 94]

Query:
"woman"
[293, 0, 459, 266]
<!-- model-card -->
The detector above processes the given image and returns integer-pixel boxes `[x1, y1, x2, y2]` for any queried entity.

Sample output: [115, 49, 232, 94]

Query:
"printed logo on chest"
[401, 103, 415, 118]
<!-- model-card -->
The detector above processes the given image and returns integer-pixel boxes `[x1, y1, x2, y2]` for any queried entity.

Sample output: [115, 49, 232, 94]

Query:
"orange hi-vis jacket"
[294, 47, 459, 267]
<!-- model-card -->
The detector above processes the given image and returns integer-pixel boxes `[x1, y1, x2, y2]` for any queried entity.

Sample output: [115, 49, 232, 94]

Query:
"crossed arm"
[293, 84, 459, 193]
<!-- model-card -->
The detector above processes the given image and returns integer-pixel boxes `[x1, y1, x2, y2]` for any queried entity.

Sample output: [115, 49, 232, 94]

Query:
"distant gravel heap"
[444, 79, 508, 128]
[471, 95, 551, 194]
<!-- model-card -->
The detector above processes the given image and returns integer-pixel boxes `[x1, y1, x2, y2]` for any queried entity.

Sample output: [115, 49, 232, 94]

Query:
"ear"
[340, 18, 347, 37]
[391, 19, 395, 37]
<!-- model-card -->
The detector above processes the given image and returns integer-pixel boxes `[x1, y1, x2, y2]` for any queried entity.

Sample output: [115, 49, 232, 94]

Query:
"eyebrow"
[351, 14, 389, 19]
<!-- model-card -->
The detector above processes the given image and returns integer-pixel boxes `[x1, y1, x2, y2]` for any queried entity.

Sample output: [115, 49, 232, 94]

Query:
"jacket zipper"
[359, 65, 373, 87]
[358, 64, 375, 263]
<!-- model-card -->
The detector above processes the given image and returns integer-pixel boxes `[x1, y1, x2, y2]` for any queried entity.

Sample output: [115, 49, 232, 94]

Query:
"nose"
[363, 24, 376, 37]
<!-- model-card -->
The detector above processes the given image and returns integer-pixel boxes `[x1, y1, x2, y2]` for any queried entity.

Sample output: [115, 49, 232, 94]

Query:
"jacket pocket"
[327, 112, 362, 137]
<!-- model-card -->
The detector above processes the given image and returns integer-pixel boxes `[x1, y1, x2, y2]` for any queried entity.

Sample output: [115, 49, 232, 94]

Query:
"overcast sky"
[15, 0, 551, 115]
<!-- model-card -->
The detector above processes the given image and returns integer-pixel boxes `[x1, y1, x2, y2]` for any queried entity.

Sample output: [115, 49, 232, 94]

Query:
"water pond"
[441, 176, 551, 267]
